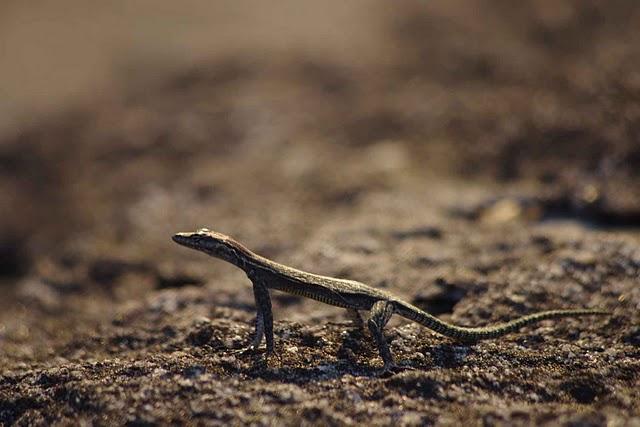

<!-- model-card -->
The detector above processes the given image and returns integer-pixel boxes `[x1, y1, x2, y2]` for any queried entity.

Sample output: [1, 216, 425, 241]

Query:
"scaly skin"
[172, 228, 610, 371]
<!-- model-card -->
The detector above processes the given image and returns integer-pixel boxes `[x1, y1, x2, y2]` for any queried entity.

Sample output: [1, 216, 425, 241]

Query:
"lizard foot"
[231, 345, 262, 355]
[261, 349, 282, 368]
[378, 362, 416, 377]
[265, 347, 281, 360]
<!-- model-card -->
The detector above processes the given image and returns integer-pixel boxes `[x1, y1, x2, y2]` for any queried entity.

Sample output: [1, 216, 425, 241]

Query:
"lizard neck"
[216, 239, 267, 273]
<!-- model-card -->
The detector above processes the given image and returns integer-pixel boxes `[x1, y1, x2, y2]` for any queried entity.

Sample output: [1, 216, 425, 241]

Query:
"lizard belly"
[273, 285, 353, 308]
[295, 288, 351, 308]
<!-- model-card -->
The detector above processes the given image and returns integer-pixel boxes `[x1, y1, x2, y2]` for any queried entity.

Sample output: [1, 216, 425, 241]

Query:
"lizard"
[172, 228, 611, 371]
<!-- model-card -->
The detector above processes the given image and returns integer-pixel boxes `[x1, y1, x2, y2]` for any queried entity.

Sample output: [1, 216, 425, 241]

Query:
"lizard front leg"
[251, 279, 274, 354]
[248, 282, 265, 351]
[367, 300, 396, 371]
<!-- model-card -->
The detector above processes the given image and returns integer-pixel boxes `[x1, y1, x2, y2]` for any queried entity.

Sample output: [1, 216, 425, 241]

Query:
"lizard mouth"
[172, 233, 196, 248]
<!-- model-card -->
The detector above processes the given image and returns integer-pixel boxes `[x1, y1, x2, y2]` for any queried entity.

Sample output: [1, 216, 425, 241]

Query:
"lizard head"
[172, 228, 248, 265]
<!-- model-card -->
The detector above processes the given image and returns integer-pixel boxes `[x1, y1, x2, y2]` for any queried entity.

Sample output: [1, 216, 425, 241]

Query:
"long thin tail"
[394, 301, 610, 342]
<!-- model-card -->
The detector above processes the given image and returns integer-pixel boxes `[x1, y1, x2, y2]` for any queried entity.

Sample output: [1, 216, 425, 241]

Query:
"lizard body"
[172, 228, 610, 370]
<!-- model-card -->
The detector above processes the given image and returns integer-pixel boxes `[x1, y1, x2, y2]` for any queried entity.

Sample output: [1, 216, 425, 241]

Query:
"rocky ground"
[1, 1, 639, 425]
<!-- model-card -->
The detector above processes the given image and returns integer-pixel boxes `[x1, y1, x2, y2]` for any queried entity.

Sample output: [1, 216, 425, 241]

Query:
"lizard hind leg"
[367, 300, 396, 370]
[346, 308, 365, 330]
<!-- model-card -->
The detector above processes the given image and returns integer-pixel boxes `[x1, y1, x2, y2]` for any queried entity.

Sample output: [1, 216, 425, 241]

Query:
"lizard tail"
[394, 301, 611, 342]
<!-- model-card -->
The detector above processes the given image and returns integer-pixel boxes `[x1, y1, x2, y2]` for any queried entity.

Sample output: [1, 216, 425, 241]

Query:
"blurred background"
[3, 0, 640, 262]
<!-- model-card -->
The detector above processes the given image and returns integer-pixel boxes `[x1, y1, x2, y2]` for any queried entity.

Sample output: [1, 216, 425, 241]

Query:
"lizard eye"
[198, 228, 210, 233]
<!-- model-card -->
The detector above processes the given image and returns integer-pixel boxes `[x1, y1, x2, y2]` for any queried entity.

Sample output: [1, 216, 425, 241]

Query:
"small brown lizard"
[173, 228, 610, 371]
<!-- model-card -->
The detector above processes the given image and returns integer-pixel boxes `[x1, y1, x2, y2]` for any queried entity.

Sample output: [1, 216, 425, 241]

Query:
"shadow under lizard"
[172, 228, 610, 372]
